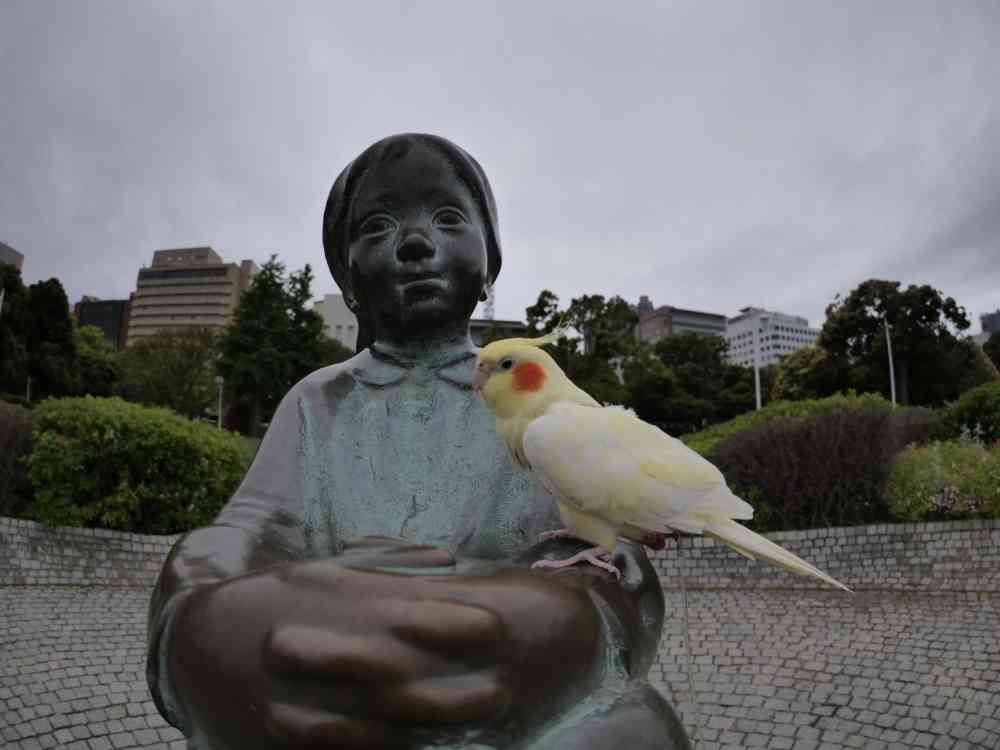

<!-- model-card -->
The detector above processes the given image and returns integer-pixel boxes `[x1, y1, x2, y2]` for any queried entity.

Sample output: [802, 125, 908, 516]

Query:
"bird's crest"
[523, 315, 571, 348]
[478, 315, 572, 360]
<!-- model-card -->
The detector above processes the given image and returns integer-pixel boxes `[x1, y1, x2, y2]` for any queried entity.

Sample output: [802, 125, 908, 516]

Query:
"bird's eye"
[499, 358, 514, 370]
[359, 214, 397, 237]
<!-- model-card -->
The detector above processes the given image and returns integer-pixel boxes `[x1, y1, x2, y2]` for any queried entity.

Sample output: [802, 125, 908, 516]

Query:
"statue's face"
[347, 143, 488, 335]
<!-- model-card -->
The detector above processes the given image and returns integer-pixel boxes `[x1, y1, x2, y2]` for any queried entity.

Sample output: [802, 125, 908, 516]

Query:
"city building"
[73, 297, 131, 350]
[469, 318, 527, 346]
[635, 299, 727, 345]
[726, 307, 820, 368]
[312, 292, 528, 351]
[313, 293, 359, 350]
[125, 247, 257, 345]
[981, 310, 1000, 337]
[0, 241, 24, 270]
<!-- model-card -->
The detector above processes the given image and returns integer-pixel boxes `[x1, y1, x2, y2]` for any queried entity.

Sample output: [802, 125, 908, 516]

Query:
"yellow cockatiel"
[472, 329, 849, 591]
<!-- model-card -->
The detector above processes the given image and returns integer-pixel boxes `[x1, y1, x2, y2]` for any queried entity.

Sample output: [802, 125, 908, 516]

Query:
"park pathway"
[1, 586, 998, 749]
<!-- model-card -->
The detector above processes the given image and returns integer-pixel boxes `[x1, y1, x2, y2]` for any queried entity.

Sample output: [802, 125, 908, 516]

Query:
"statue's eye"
[499, 358, 514, 371]
[360, 215, 397, 237]
[433, 208, 467, 228]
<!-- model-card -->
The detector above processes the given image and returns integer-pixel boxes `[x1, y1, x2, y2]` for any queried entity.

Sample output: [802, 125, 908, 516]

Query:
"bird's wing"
[524, 403, 851, 590]
[522, 402, 752, 533]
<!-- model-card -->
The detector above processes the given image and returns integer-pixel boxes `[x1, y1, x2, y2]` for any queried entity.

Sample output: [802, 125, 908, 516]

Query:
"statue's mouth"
[400, 272, 446, 287]
[400, 275, 448, 300]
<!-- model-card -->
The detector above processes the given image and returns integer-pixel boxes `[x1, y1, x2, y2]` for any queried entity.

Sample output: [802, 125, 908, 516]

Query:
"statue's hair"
[322, 133, 503, 352]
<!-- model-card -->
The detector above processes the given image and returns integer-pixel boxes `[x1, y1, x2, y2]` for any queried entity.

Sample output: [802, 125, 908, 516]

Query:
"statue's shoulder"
[285, 349, 410, 406]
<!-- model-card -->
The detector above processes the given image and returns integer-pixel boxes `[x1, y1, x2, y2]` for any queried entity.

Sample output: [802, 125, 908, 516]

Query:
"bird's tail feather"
[702, 517, 852, 593]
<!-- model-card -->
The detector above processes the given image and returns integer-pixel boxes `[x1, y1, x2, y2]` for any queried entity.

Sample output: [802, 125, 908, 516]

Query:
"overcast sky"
[1, 1, 998, 332]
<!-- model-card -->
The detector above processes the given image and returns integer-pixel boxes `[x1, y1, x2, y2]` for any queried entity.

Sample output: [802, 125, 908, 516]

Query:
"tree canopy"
[116, 327, 219, 417]
[218, 256, 349, 433]
[74, 324, 119, 397]
[0, 263, 30, 397]
[522, 289, 762, 434]
[25, 278, 78, 399]
[820, 279, 971, 406]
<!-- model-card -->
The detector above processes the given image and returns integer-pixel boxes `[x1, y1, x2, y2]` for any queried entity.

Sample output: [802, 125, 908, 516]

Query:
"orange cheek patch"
[512, 362, 546, 391]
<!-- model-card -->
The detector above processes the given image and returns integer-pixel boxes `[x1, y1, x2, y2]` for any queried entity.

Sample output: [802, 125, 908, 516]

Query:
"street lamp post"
[214, 375, 224, 428]
[753, 322, 762, 411]
[884, 319, 896, 407]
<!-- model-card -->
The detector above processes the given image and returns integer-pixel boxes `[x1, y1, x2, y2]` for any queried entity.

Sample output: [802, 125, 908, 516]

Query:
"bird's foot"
[537, 528, 576, 543]
[532, 547, 620, 579]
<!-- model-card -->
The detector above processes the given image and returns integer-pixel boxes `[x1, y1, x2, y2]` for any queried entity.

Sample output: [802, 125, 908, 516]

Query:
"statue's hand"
[168, 540, 602, 750]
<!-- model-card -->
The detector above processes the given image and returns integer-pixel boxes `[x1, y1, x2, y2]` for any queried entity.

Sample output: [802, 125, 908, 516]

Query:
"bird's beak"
[472, 360, 493, 393]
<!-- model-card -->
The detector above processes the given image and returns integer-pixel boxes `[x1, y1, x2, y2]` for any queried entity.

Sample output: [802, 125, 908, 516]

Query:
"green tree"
[771, 346, 844, 401]
[644, 333, 760, 433]
[0, 263, 30, 397]
[318, 335, 355, 367]
[25, 278, 78, 399]
[984, 331, 1000, 371]
[218, 256, 332, 433]
[116, 328, 219, 417]
[820, 279, 970, 406]
[522, 290, 636, 404]
[74, 324, 120, 397]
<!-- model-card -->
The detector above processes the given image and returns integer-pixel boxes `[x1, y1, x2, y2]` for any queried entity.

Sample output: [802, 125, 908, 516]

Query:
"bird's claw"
[531, 547, 621, 580]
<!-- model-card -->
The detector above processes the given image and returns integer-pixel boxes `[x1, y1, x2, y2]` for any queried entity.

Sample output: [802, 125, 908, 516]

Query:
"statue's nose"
[396, 230, 435, 264]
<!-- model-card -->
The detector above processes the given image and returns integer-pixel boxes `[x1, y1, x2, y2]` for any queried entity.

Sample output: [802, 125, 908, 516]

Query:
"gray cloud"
[1, 0, 998, 333]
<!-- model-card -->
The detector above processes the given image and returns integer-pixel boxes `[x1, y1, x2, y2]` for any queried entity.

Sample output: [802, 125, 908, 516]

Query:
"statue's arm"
[146, 381, 312, 734]
[516, 540, 691, 749]
[517, 538, 664, 679]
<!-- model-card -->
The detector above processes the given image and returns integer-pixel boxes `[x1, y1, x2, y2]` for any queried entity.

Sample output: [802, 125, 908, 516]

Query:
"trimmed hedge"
[681, 391, 901, 456]
[885, 440, 1000, 521]
[27, 396, 251, 533]
[710, 407, 905, 531]
[0, 401, 34, 518]
[944, 380, 1000, 444]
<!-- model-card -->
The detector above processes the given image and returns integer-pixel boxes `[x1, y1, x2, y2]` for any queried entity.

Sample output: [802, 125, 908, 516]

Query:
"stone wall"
[0, 517, 179, 588]
[652, 519, 1000, 593]
[2, 515, 998, 592]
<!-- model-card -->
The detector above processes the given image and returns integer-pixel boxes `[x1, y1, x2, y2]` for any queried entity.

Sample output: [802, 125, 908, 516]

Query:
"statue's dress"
[147, 345, 689, 749]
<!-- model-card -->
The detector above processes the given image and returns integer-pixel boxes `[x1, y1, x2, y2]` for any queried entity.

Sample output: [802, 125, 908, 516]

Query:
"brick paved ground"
[653, 590, 1000, 750]
[0, 588, 184, 750]
[1, 587, 997, 749]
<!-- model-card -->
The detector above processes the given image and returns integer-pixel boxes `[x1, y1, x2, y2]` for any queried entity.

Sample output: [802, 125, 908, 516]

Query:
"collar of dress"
[349, 346, 477, 390]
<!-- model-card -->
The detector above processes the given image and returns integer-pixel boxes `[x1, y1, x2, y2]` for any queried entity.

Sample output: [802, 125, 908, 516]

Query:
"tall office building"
[125, 247, 256, 345]
[634, 299, 727, 345]
[726, 307, 820, 368]
[74, 297, 131, 350]
[313, 294, 359, 350]
[982, 310, 1000, 337]
[0, 241, 24, 270]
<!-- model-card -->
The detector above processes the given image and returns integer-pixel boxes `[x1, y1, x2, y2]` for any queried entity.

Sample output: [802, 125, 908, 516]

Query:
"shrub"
[711, 407, 906, 531]
[943, 381, 1000, 444]
[1, 392, 32, 408]
[681, 391, 894, 456]
[27, 396, 251, 533]
[0, 401, 34, 518]
[885, 440, 1000, 520]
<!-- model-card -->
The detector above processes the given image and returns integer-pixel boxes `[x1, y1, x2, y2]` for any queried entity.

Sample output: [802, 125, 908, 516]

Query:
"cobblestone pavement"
[1, 588, 184, 750]
[1, 587, 997, 749]
[653, 590, 1000, 750]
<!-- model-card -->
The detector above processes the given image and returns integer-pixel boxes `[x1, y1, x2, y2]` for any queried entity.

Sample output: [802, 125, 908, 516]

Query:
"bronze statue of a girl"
[147, 133, 690, 749]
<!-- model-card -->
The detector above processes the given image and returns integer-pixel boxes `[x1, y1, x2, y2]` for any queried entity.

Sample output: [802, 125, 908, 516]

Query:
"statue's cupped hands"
[169, 538, 603, 750]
